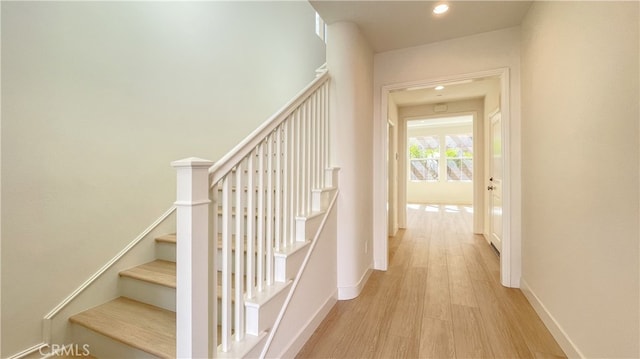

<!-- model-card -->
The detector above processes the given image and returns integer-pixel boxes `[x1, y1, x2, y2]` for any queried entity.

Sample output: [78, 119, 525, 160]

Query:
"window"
[315, 12, 327, 43]
[408, 132, 473, 182]
[445, 134, 473, 181]
[409, 136, 439, 181]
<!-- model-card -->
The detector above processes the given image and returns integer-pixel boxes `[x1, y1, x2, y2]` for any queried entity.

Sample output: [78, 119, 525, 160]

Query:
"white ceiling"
[390, 76, 500, 107]
[310, 0, 532, 53]
[311, 1, 525, 106]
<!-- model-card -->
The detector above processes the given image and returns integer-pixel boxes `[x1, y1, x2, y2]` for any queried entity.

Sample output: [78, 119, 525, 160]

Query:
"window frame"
[444, 133, 473, 182]
[406, 115, 474, 184]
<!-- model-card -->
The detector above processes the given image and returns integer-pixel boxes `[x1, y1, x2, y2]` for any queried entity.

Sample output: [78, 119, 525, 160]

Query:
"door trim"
[373, 67, 518, 288]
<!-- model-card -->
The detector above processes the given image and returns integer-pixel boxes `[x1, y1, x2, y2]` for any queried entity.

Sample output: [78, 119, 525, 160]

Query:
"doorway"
[374, 68, 517, 288]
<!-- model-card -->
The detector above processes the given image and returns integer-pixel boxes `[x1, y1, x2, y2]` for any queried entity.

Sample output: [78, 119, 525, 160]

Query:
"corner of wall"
[520, 279, 583, 358]
[337, 267, 372, 300]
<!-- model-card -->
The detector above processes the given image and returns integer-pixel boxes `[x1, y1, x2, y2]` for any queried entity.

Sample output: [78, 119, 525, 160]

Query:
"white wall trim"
[374, 68, 520, 289]
[337, 267, 372, 300]
[277, 291, 337, 359]
[497, 69, 516, 288]
[520, 279, 584, 358]
[5, 342, 48, 359]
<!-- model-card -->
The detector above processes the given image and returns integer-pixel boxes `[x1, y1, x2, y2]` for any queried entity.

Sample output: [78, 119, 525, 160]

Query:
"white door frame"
[373, 68, 517, 287]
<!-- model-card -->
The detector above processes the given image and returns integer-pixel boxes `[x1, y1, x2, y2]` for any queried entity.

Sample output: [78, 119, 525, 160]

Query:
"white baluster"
[301, 103, 307, 216]
[319, 85, 325, 188]
[283, 121, 290, 248]
[210, 182, 218, 355]
[234, 161, 245, 341]
[295, 109, 302, 219]
[221, 175, 232, 352]
[291, 111, 299, 246]
[257, 143, 265, 292]
[313, 92, 318, 190]
[305, 100, 312, 214]
[246, 152, 255, 299]
[275, 126, 282, 251]
[324, 82, 330, 186]
[317, 91, 322, 189]
[266, 133, 274, 285]
[310, 95, 316, 191]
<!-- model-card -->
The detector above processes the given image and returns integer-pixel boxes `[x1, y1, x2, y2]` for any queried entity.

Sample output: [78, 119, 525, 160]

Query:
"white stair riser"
[120, 276, 234, 327]
[295, 214, 324, 242]
[245, 282, 291, 336]
[312, 188, 334, 212]
[325, 168, 339, 188]
[119, 277, 176, 312]
[155, 242, 176, 262]
[274, 242, 310, 283]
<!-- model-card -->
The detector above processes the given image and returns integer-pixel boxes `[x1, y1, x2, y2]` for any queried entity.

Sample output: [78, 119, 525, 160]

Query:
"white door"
[488, 110, 503, 252]
[387, 121, 398, 236]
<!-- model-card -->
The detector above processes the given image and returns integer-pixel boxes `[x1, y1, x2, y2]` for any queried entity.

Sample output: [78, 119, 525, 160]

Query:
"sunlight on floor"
[407, 203, 473, 214]
[444, 205, 461, 213]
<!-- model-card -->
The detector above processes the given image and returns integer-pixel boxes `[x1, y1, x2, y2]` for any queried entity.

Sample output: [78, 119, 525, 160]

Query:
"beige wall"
[327, 22, 374, 299]
[521, 2, 639, 357]
[1, 2, 325, 356]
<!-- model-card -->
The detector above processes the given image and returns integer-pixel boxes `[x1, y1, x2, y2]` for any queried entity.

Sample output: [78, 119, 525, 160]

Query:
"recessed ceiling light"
[433, 3, 449, 15]
[435, 85, 445, 91]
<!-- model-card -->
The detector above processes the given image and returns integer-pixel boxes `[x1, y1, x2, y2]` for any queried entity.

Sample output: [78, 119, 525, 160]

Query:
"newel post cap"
[171, 157, 214, 169]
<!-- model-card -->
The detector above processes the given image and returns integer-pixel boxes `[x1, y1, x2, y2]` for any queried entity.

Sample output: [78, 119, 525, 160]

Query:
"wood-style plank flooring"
[297, 204, 566, 359]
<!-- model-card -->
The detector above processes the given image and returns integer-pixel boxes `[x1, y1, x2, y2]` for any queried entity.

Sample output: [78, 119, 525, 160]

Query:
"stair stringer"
[42, 208, 176, 351]
[259, 184, 340, 358]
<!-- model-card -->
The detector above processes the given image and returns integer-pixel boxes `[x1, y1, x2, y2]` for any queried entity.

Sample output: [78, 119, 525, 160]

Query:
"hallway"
[297, 204, 566, 358]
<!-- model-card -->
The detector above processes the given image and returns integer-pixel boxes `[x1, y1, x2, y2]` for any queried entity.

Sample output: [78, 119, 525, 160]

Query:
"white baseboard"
[337, 268, 372, 300]
[520, 279, 584, 358]
[278, 290, 337, 359]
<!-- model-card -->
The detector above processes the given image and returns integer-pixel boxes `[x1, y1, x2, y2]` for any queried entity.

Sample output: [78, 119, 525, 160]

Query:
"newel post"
[172, 157, 214, 359]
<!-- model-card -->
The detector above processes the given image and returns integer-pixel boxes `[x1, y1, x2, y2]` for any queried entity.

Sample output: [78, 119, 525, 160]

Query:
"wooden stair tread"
[155, 234, 176, 244]
[117, 258, 241, 298]
[119, 260, 176, 288]
[69, 297, 175, 359]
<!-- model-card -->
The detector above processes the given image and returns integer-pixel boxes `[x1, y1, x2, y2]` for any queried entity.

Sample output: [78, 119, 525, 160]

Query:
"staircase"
[60, 69, 334, 358]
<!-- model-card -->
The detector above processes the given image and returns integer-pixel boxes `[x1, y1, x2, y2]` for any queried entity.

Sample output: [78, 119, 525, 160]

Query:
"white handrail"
[210, 69, 329, 184]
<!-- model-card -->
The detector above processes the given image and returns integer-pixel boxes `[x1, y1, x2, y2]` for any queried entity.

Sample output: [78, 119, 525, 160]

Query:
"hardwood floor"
[296, 204, 566, 359]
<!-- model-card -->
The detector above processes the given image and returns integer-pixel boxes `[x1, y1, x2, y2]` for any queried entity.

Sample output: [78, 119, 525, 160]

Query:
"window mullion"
[440, 136, 446, 182]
